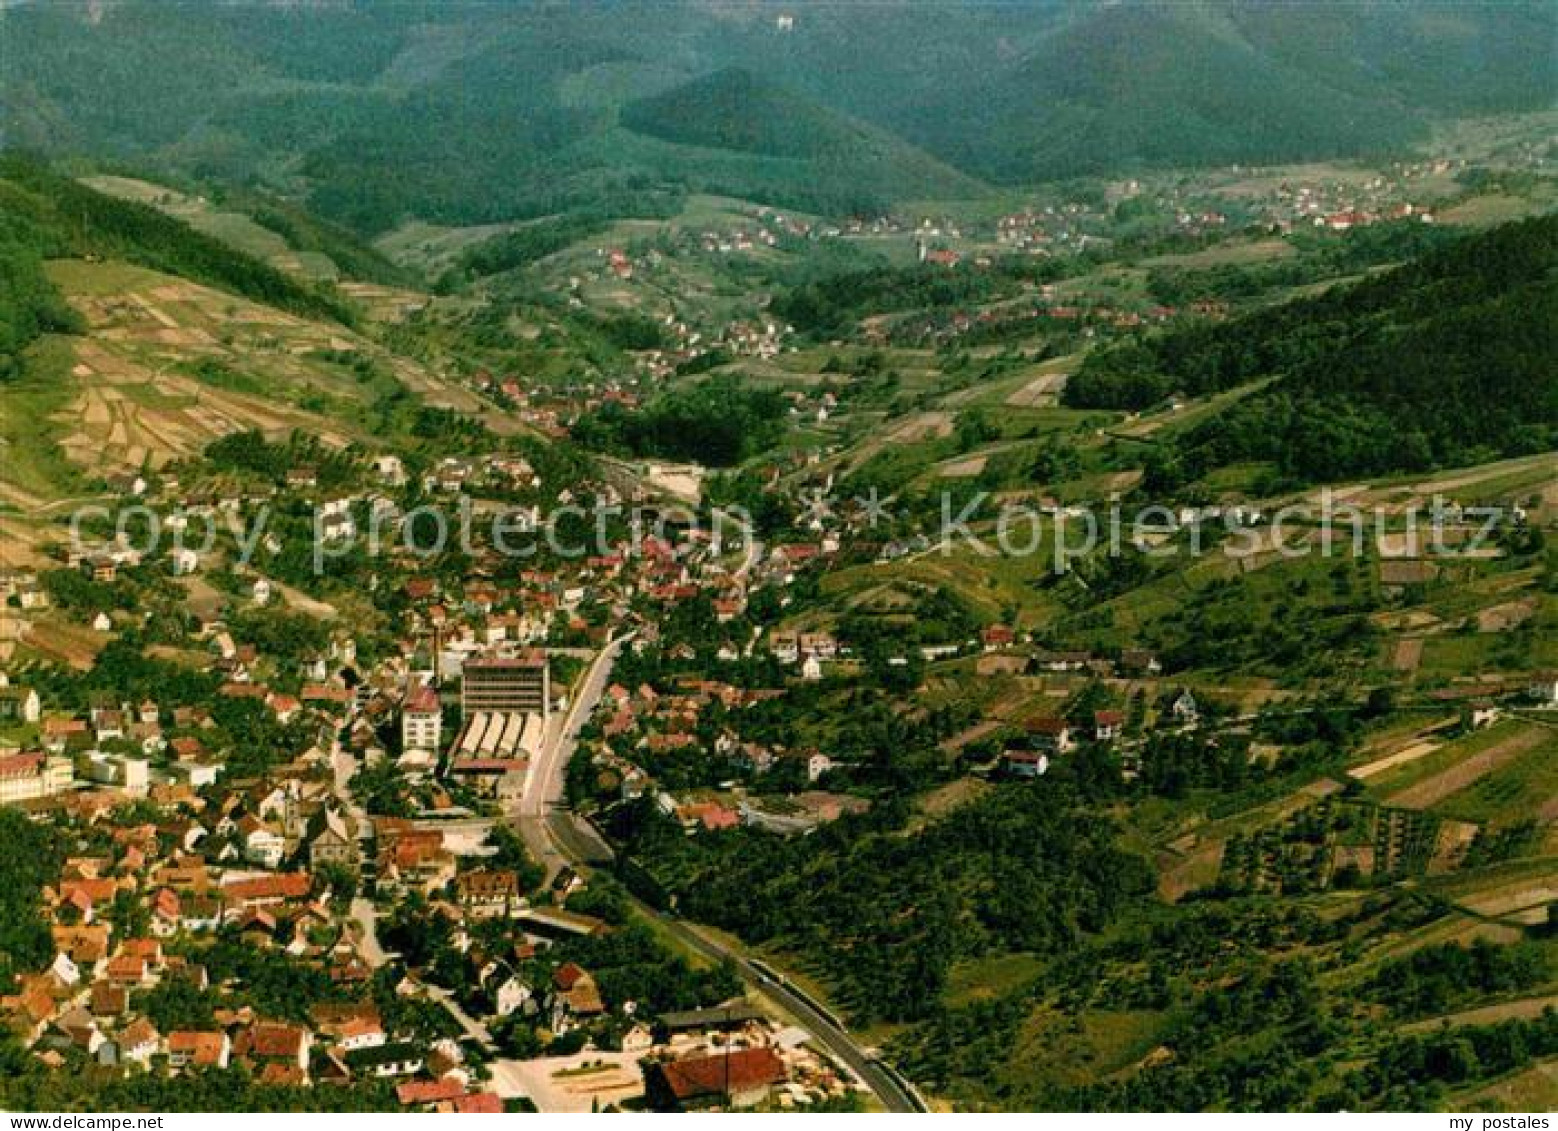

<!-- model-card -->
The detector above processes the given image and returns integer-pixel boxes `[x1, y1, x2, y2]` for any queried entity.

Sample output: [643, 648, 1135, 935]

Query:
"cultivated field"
[1385, 724, 1552, 811]
[0, 258, 483, 520]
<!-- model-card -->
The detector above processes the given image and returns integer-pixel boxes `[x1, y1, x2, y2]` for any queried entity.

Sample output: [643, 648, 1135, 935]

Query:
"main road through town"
[510, 632, 928, 1113]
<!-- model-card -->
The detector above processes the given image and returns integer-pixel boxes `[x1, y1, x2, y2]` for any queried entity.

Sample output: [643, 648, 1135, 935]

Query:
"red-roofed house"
[223, 873, 312, 913]
[168, 1031, 230, 1070]
[1094, 710, 1125, 742]
[451, 1093, 503, 1113]
[236, 1021, 312, 1073]
[397, 1078, 467, 1108]
[646, 1047, 787, 1110]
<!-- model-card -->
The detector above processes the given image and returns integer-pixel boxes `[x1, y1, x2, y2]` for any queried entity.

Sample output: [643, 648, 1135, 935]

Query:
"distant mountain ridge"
[1, 0, 1552, 230]
[893, 3, 1429, 182]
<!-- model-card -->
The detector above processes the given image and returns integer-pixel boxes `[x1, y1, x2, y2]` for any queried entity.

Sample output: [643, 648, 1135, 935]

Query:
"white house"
[350, 1043, 423, 1078]
[401, 682, 442, 754]
[50, 952, 81, 988]
[241, 821, 287, 869]
[120, 1019, 162, 1066]
[171, 760, 223, 789]
[768, 634, 799, 664]
[0, 684, 41, 723]
[319, 498, 357, 543]
[372, 454, 407, 486]
[336, 1019, 387, 1054]
[493, 976, 533, 1018]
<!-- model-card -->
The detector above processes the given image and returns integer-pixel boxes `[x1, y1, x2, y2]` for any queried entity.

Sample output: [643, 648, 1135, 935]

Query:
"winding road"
[511, 633, 929, 1114]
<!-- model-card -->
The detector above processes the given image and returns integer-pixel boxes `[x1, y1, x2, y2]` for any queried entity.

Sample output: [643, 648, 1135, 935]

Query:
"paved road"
[514, 633, 927, 1113]
[349, 897, 390, 968]
[646, 904, 926, 1114]
[513, 632, 630, 881]
[535, 809, 925, 1112]
[427, 984, 496, 1049]
[518, 632, 630, 820]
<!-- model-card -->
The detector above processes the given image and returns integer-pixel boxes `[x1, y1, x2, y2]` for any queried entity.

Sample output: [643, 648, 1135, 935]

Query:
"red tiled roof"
[302, 685, 354, 703]
[106, 956, 147, 981]
[223, 873, 311, 902]
[60, 878, 118, 904]
[242, 1022, 307, 1059]
[0, 752, 45, 779]
[405, 684, 440, 713]
[169, 1031, 226, 1065]
[659, 1047, 786, 1102]
[397, 1078, 467, 1106]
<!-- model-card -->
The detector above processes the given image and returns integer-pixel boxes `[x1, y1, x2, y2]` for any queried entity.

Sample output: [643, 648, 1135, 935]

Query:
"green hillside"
[1067, 214, 1558, 483]
[616, 68, 983, 209]
[622, 68, 874, 159]
[896, 2, 1555, 182]
[0, 156, 360, 382]
[903, 4, 1417, 181]
[4, 1, 1552, 233]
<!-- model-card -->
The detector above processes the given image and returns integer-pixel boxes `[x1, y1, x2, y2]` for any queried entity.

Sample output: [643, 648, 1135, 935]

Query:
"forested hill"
[895, 3, 1421, 184]
[618, 68, 982, 204]
[1066, 214, 1558, 484]
[0, 158, 356, 328]
[3, 1, 1551, 232]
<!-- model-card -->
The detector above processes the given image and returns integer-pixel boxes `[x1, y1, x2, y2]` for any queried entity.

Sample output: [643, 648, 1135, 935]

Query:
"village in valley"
[0, 438, 885, 1110]
[2, 304, 1555, 1108]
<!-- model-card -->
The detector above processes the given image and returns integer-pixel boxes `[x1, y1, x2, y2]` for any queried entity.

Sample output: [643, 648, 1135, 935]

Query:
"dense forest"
[0, 206, 83, 380]
[0, 809, 62, 985]
[571, 375, 788, 466]
[1067, 214, 1558, 483]
[615, 778, 1155, 1025]
[617, 66, 980, 212]
[5, 2, 1550, 232]
[772, 253, 1078, 339]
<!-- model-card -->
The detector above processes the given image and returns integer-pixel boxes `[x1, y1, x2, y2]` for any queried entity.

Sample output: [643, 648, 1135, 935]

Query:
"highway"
[644, 893, 927, 1113]
[512, 633, 929, 1113]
